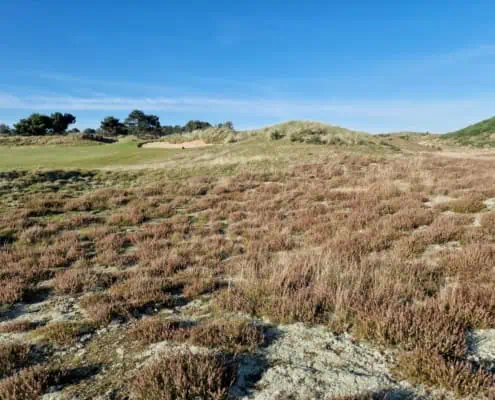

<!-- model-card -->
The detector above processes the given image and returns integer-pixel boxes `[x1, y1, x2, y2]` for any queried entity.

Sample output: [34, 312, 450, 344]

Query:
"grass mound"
[442, 115, 495, 147]
[257, 120, 371, 145]
[159, 126, 243, 145]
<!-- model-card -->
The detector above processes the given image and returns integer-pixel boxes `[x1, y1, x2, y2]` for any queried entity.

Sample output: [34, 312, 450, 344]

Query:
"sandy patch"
[142, 140, 213, 149]
[436, 150, 495, 161]
[484, 198, 495, 210]
[424, 195, 454, 208]
[232, 323, 419, 399]
[470, 329, 495, 362]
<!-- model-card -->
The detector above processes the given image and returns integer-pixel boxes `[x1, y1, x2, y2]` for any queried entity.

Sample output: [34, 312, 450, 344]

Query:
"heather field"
[1, 137, 495, 399]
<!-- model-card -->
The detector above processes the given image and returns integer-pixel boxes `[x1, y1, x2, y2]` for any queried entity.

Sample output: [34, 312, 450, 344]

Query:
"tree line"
[0, 110, 233, 137]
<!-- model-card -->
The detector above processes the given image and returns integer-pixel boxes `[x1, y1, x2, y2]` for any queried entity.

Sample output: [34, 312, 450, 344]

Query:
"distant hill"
[252, 121, 442, 152]
[442, 116, 495, 147]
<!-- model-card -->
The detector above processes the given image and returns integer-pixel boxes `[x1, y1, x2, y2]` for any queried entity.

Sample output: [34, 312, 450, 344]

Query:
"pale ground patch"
[470, 329, 495, 362]
[484, 198, 495, 210]
[473, 214, 482, 227]
[424, 195, 455, 208]
[329, 186, 368, 193]
[132, 321, 444, 399]
[232, 323, 444, 399]
[0, 295, 82, 343]
[142, 140, 214, 149]
[436, 150, 495, 161]
[422, 241, 461, 261]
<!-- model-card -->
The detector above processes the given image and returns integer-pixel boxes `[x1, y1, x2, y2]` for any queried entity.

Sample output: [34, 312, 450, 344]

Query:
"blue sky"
[1, 1, 495, 133]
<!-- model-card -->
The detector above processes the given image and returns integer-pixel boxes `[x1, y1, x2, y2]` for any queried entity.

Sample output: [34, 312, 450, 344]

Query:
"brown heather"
[0, 320, 38, 334]
[0, 342, 31, 379]
[1, 152, 495, 396]
[0, 365, 54, 400]
[130, 317, 264, 353]
[33, 321, 94, 345]
[130, 351, 237, 400]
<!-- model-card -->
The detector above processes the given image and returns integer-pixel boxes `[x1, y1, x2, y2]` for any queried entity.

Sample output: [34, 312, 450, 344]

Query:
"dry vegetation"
[0, 135, 108, 147]
[1, 147, 495, 398]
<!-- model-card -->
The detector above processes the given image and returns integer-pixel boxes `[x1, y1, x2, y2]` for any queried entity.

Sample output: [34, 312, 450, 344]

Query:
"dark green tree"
[100, 116, 127, 136]
[218, 121, 234, 130]
[51, 113, 76, 134]
[83, 128, 97, 135]
[124, 109, 160, 134]
[13, 114, 54, 136]
[183, 120, 212, 132]
[160, 124, 183, 136]
[0, 124, 11, 135]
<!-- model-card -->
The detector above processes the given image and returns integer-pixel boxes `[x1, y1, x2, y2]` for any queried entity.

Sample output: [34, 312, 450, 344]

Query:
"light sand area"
[142, 140, 214, 149]
[435, 149, 495, 161]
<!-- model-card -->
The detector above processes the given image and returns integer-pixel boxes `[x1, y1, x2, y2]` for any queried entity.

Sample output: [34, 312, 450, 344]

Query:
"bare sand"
[142, 140, 213, 149]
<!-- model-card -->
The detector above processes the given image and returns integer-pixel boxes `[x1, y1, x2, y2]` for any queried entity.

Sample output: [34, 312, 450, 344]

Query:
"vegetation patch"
[130, 351, 237, 400]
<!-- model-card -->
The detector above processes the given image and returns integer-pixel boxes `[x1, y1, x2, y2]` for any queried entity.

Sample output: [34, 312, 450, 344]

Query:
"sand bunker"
[142, 140, 213, 149]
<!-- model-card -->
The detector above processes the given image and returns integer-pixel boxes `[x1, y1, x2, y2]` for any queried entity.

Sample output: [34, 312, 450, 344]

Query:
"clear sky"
[1, 0, 495, 133]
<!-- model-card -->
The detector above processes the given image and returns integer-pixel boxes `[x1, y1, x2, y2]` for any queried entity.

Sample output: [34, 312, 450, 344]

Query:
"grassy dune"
[443, 115, 495, 147]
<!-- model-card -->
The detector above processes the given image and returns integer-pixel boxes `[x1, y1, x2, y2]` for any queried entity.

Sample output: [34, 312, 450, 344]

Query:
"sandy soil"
[436, 150, 495, 161]
[142, 140, 213, 149]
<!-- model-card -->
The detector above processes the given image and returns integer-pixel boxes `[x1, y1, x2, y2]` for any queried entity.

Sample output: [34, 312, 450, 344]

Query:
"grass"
[442, 115, 495, 147]
[0, 135, 108, 147]
[1, 132, 495, 397]
[0, 140, 175, 170]
[256, 120, 369, 144]
[157, 126, 241, 144]
[0, 126, 409, 172]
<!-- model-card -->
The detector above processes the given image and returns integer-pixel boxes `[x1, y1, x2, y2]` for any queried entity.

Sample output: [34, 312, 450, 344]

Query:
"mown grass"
[0, 140, 173, 170]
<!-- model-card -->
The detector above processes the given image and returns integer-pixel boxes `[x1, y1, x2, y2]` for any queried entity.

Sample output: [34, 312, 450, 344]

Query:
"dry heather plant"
[33, 321, 94, 345]
[80, 276, 176, 324]
[53, 267, 114, 295]
[130, 351, 237, 400]
[0, 365, 54, 400]
[396, 349, 494, 396]
[329, 391, 403, 400]
[440, 193, 486, 214]
[129, 318, 186, 344]
[2, 153, 495, 397]
[130, 317, 264, 353]
[0, 342, 31, 379]
[0, 320, 39, 334]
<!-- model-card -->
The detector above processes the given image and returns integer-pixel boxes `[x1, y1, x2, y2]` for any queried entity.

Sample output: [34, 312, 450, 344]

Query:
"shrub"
[33, 322, 94, 345]
[396, 349, 493, 395]
[53, 268, 114, 295]
[0, 343, 31, 379]
[0, 365, 54, 400]
[129, 318, 186, 345]
[0, 320, 38, 334]
[130, 351, 237, 400]
[130, 318, 264, 353]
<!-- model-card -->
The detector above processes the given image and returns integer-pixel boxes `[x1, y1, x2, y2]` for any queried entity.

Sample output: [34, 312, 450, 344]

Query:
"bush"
[130, 351, 237, 400]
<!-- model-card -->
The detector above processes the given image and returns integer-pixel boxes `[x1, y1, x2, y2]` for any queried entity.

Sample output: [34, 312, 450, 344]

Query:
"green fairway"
[0, 140, 179, 170]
